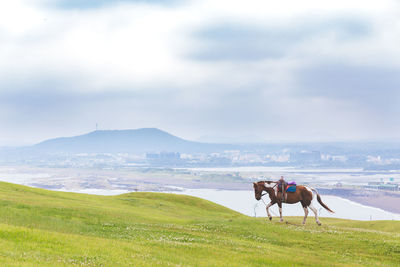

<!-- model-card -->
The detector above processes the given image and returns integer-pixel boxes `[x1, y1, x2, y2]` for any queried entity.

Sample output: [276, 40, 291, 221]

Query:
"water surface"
[169, 189, 400, 221]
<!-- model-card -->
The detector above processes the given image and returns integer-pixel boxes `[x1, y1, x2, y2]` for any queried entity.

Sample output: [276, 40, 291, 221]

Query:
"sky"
[0, 0, 399, 145]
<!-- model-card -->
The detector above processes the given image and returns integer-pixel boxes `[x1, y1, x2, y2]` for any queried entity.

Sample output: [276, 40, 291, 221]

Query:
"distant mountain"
[33, 128, 236, 153]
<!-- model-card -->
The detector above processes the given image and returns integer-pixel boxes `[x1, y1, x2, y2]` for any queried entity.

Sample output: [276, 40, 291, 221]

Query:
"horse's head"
[253, 182, 263, 200]
[253, 181, 276, 200]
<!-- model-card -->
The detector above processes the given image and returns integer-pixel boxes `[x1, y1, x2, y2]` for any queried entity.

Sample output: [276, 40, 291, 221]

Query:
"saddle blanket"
[286, 185, 296, 192]
[278, 181, 297, 192]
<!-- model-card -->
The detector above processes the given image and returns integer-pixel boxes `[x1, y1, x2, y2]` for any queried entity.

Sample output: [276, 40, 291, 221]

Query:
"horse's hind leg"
[302, 204, 309, 225]
[309, 203, 321, 226]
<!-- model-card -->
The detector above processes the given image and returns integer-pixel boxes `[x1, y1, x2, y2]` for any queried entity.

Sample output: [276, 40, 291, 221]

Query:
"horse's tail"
[308, 186, 335, 213]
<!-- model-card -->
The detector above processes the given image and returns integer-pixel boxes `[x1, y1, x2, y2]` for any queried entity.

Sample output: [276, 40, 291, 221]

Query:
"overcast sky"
[1, 0, 399, 145]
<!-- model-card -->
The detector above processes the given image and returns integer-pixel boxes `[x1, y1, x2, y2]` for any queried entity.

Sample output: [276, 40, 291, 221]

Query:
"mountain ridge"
[34, 128, 236, 153]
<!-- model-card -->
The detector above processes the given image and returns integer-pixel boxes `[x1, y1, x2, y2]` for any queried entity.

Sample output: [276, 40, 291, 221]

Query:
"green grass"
[0, 181, 398, 266]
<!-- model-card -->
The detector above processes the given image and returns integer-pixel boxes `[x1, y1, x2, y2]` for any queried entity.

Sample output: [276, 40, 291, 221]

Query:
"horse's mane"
[256, 180, 276, 184]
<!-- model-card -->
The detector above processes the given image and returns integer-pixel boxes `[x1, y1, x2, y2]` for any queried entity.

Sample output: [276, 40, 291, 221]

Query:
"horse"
[253, 181, 334, 225]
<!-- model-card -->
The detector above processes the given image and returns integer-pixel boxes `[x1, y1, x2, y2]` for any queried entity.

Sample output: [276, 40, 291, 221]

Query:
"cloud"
[189, 17, 371, 61]
[0, 0, 400, 145]
[296, 63, 400, 100]
[293, 62, 400, 126]
[45, 0, 181, 9]
[0, 86, 182, 144]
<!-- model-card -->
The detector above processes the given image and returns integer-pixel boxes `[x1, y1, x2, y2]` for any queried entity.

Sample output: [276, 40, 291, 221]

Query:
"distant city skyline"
[1, 0, 399, 146]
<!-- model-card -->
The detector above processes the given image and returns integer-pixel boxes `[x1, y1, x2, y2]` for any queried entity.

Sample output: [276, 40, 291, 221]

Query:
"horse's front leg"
[265, 201, 275, 221]
[278, 202, 283, 222]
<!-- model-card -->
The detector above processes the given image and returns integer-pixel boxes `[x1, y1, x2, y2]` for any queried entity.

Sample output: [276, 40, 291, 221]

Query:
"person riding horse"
[277, 176, 288, 202]
[253, 180, 334, 224]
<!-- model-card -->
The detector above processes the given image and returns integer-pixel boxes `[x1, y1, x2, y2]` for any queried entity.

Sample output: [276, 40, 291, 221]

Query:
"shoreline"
[317, 188, 400, 215]
[345, 195, 400, 215]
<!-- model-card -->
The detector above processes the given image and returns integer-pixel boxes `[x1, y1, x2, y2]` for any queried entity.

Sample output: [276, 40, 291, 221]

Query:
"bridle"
[259, 182, 278, 197]
[257, 183, 279, 217]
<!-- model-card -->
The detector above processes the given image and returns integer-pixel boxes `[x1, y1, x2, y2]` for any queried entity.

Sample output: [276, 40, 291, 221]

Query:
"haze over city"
[1, 0, 400, 146]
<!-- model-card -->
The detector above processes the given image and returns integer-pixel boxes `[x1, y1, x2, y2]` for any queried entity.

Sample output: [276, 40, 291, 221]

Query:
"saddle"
[278, 181, 297, 193]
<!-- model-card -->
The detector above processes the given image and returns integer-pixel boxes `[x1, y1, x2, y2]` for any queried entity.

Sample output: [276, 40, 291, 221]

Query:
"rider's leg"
[280, 182, 286, 203]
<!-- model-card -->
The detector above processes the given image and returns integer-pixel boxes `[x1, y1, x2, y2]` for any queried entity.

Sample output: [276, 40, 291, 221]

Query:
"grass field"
[0, 181, 399, 266]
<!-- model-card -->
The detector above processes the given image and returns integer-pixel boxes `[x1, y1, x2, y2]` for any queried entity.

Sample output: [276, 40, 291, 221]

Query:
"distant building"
[290, 151, 321, 163]
[335, 182, 343, 188]
[365, 181, 399, 191]
[146, 153, 159, 160]
[146, 152, 181, 166]
[347, 154, 367, 165]
[146, 152, 180, 160]
[208, 156, 231, 166]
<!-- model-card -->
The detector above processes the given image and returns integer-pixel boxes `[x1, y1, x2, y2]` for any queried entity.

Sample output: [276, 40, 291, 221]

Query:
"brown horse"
[253, 181, 334, 225]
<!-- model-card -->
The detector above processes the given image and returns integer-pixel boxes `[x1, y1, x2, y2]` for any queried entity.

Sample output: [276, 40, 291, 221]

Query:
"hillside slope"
[0, 182, 399, 266]
[33, 128, 235, 153]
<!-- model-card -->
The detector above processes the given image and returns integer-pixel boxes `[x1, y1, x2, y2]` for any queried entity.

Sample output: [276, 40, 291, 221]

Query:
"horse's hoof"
[269, 217, 272, 221]
[317, 222, 322, 226]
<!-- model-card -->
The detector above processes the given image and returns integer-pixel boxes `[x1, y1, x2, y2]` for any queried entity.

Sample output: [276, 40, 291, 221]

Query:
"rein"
[260, 196, 268, 205]
[261, 182, 277, 197]
[261, 182, 278, 199]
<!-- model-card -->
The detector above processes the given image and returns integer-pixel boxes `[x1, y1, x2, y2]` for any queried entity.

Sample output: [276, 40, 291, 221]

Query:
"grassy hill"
[0, 182, 399, 266]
